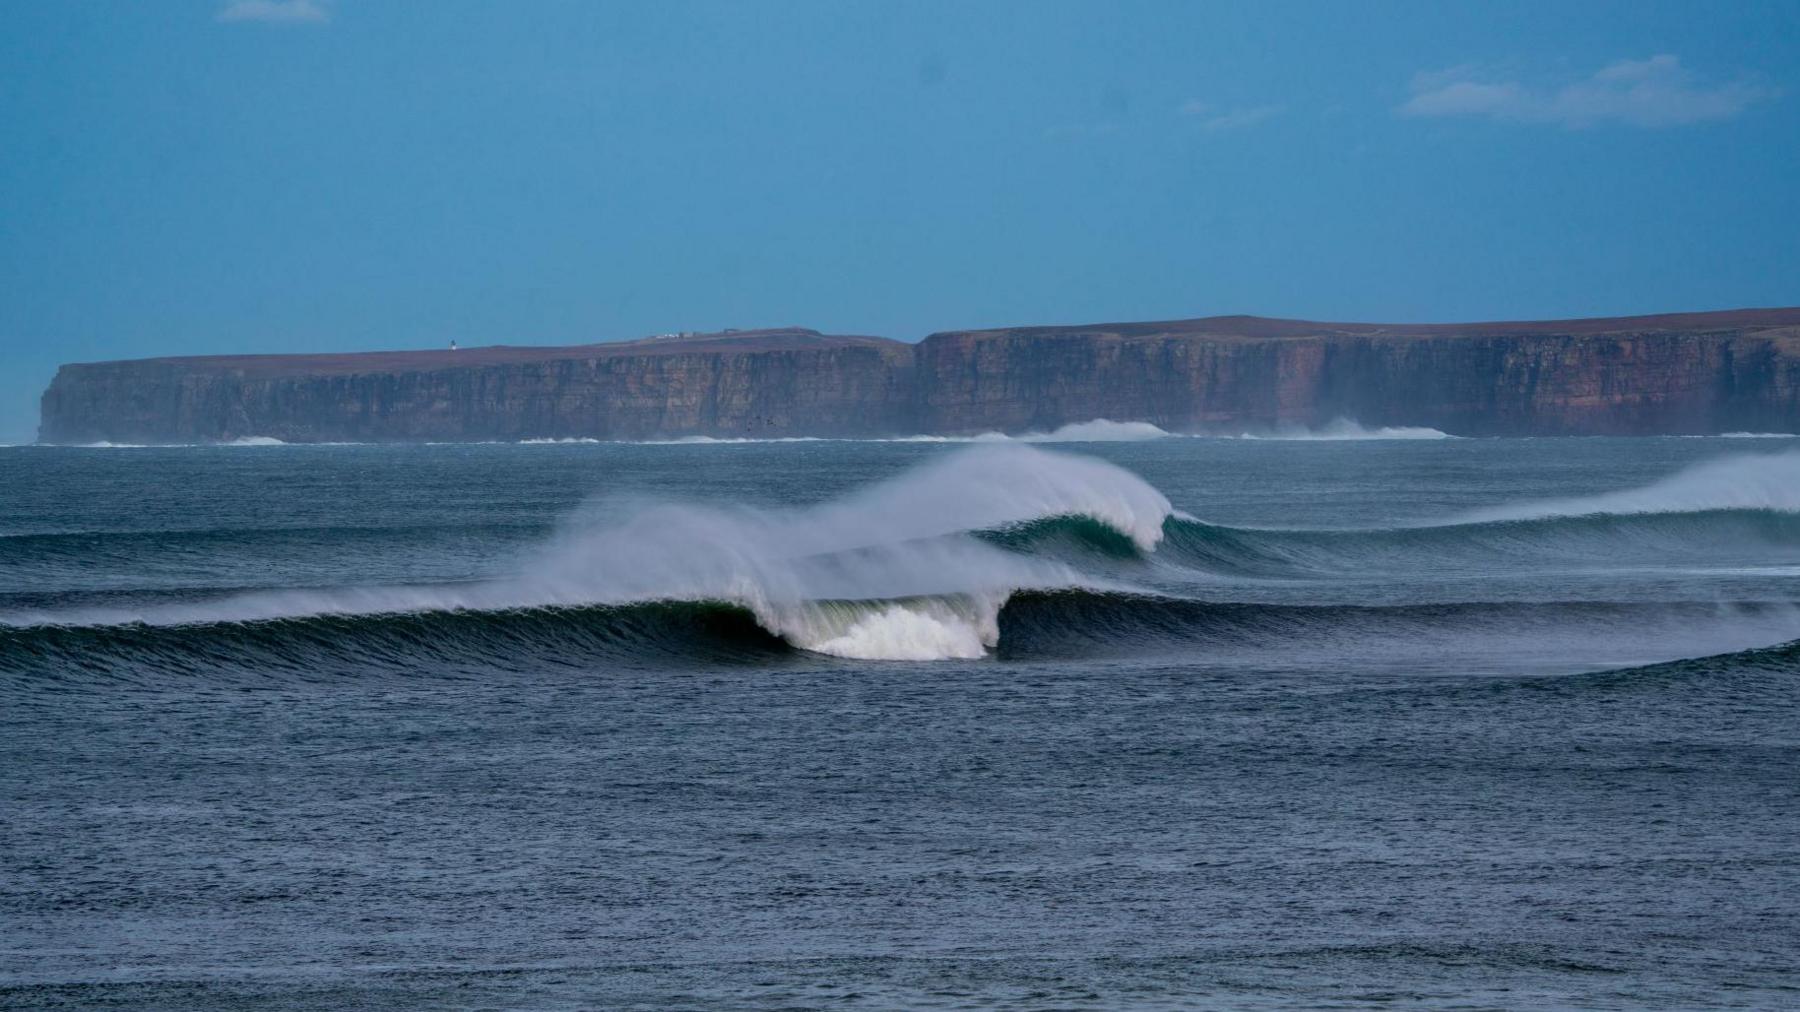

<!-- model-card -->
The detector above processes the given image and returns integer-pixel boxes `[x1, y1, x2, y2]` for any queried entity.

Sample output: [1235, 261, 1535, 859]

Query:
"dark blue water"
[5, 436, 1800, 1009]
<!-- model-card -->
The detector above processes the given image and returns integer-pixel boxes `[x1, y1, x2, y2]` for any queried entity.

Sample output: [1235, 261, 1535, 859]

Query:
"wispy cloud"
[217, 0, 330, 25]
[1178, 100, 1283, 132]
[1398, 55, 1775, 128]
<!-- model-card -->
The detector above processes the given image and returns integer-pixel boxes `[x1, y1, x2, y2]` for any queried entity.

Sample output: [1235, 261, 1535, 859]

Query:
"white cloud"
[1178, 100, 1283, 131]
[217, 0, 330, 25]
[1398, 55, 1775, 128]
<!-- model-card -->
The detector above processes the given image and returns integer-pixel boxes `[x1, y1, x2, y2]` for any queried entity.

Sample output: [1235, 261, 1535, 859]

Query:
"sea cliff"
[38, 310, 1800, 442]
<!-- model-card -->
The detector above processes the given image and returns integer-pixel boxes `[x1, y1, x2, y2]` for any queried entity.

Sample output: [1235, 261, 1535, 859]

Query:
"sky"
[2, 1, 1797, 442]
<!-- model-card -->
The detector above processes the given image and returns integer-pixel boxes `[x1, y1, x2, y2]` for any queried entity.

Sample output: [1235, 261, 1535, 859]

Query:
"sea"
[4, 429, 1799, 1010]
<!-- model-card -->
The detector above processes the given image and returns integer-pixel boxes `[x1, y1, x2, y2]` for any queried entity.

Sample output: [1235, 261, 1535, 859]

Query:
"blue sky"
[2, 1, 1796, 442]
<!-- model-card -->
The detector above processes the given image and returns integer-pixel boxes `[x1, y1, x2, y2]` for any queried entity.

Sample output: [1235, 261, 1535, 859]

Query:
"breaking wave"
[1458, 451, 1800, 523]
[1158, 509, 1800, 581]
[39, 428, 1800, 449]
[1147, 453, 1800, 580]
[892, 419, 1176, 443]
[7, 591, 1795, 686]
[7, 444, 1800, 674]
[53, 436, 291, 448]
[1221, 419, 1453, 440]
[0, 446, 1169, 662]
[626, 419, 1178, 445]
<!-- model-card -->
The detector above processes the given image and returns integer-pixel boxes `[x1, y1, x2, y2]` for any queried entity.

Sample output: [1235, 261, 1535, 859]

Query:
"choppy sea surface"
[4, 434, 1799, 1010]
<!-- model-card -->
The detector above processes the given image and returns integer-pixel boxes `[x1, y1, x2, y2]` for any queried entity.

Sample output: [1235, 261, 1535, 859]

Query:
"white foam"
[999, 419, 1175, 443]
[3, 445, 1171, 660]
[43, 418, 1443, 446]
[795, 597, 998, 660]
[617, 420, 1176, 445]
[1223, 418, 1453, 441]
[650, 435, 828, 445]
[1461, 450, 1800, 523]
[51, 437, 291, 448]
[520, 435, 834, 445]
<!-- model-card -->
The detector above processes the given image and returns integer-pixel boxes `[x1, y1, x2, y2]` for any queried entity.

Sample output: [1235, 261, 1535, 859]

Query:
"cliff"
[38, 309, 1800, 442]
[39, 329, 916, 444]
[914, 309, 1800, 437]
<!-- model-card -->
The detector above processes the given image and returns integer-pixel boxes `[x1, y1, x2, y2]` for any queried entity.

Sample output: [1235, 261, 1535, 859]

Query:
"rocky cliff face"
[39, 329, 917, 444]
[913, 310, 1800, 436]
[38, 310, 1800, 442]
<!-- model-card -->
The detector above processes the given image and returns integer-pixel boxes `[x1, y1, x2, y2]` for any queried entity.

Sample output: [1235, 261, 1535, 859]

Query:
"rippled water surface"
[4, 436, 1799, 1009]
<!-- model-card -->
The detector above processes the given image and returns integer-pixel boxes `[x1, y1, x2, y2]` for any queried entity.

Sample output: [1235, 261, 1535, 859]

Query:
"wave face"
[0, 601, 790, 687]
[9, 591, 1794, 689]
[4, 439, 1798, 674]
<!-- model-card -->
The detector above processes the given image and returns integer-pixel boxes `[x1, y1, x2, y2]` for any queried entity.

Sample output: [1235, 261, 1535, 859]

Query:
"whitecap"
[1222, 419, 1453, 441]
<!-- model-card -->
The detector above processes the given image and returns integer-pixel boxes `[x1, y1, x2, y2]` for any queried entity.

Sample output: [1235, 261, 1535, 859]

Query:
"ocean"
[4, 434, 1799, 1010]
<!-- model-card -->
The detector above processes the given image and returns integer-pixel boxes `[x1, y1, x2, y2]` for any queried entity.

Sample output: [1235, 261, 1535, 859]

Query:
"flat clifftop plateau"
[38, 309, 1800, 443]
[929, 307, 1800, 342]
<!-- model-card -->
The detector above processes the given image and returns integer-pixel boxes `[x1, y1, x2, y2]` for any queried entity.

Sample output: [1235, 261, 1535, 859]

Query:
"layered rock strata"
[38, 310, 1800, 442]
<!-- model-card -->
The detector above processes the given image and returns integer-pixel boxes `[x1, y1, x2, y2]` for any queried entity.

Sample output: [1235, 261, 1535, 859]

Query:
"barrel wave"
[0, 446, 1168, 664]
[4, 445, 1798, 679]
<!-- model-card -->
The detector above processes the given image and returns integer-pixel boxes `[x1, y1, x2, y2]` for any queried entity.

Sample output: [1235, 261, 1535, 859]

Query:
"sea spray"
[518, 445, 1170, 656]
[788, 595, 1002, 660]
[9, 441, 1800, 673]
[0, 445, 1171, 660]
[1460, 450, 1800, 523]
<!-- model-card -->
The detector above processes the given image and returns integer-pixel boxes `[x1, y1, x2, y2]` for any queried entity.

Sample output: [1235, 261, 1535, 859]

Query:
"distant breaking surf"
[32, 417, 1456, 446]
[1220, 419, 1453, 440]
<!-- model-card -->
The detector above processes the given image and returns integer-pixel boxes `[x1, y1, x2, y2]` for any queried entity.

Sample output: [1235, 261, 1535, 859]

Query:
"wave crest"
[1, 445, 1169, 661]
[13, 444, 1800, 669]
[1460, 451, 1800, 522]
